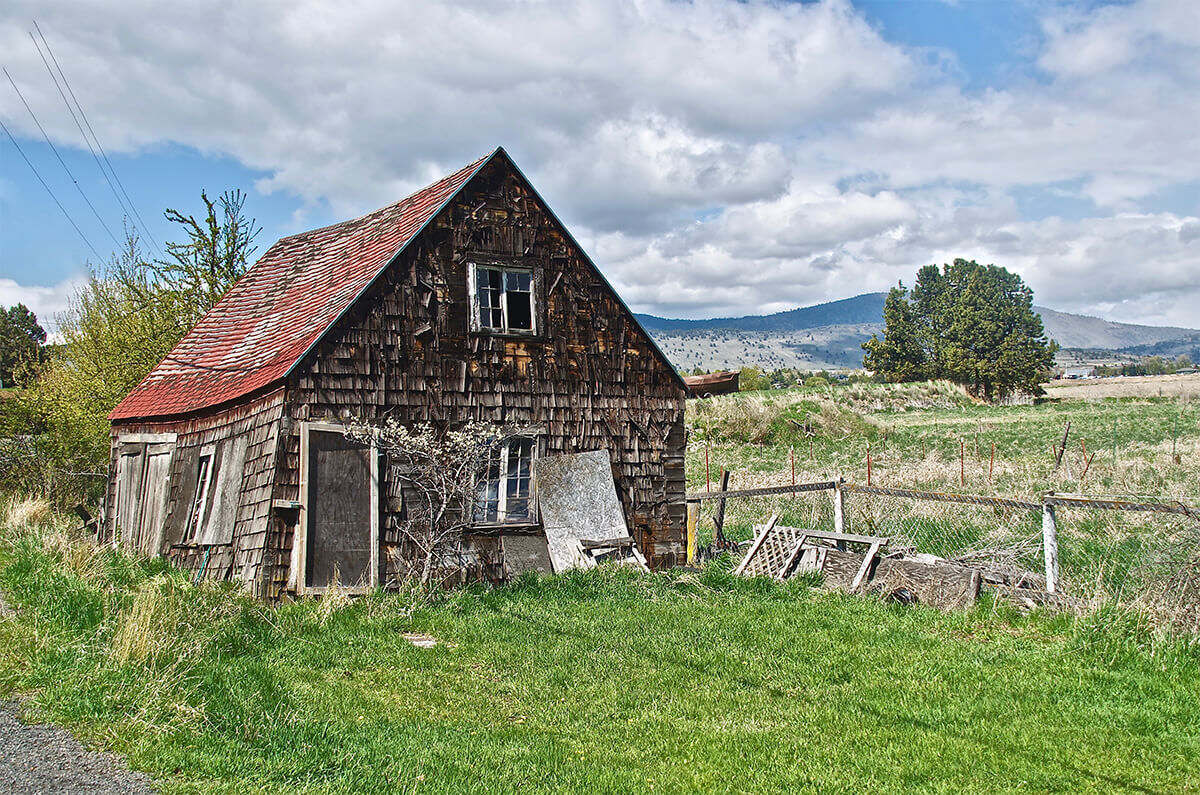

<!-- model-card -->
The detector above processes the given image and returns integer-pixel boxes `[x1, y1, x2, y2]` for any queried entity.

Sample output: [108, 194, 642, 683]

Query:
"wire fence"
[690, 478, 1200, 629]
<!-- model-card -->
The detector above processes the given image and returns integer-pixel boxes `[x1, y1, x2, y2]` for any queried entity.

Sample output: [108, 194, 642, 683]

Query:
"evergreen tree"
[862, 259, 1057, 401]
[862, 285, 927, 382]
[0, 304, 47, 387]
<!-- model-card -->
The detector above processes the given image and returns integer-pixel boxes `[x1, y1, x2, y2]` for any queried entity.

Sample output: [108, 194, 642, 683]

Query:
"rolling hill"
[636, 293, 1198, 372]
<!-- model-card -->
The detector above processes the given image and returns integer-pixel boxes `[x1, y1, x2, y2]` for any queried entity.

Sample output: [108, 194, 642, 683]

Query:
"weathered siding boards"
[274, 155, 685, 590]
[105, 388, 285, 593]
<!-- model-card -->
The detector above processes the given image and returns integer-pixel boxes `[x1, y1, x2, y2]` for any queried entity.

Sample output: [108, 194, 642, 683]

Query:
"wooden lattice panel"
[737, 522, 810, 578]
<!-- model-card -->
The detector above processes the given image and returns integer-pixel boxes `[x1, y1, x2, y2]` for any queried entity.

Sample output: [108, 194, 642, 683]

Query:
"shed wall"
[104, 388, 285, 593]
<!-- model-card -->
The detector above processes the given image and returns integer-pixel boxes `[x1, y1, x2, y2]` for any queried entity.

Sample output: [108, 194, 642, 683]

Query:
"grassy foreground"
[2, 517, 1200, 792]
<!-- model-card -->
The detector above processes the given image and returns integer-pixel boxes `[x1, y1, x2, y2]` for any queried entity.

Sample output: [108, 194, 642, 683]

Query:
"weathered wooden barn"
[103, 148, 687, 598]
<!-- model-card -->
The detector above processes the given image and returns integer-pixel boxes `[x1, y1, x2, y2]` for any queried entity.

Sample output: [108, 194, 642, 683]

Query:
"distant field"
[1044, 373, 1200, 400]
[684, 380, 1200, 557]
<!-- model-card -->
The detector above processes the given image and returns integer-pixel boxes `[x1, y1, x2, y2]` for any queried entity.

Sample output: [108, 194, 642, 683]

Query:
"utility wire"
[31, 21, 164, 257]
[0, 116, 103, 260]
[26, 32, 137, 235]
[3, 66, 121, 248]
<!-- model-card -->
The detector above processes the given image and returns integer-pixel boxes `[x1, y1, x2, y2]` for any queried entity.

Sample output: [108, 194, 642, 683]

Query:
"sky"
[1, 0, 1198, 333]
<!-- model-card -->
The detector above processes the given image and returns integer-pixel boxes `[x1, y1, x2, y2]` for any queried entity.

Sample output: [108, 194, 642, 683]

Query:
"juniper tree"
[862, 259, 1057, 402]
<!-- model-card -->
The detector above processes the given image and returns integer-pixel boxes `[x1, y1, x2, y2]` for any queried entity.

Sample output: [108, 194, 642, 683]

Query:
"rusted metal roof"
[109, 151, 495, 420]
[683, 369, 740, 397]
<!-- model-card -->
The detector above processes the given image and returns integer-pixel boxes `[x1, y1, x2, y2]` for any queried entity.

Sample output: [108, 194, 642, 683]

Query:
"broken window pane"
[185, 454, 213, 543]
[473, 265, 534, 333]
[506, 290, 532, 331]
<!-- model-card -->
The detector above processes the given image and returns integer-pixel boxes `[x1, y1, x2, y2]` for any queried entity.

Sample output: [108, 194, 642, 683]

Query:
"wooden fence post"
[686, 501, 700, 566]
[1042, 499, 1059, 594]
[712, 470, 731, 544]
[833, 479, 845, 534]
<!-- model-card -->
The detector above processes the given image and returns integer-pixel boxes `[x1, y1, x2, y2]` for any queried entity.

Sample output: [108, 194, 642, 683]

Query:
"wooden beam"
[687, 481, 837, 502]
[712, 469, 731, 541]
[850, 541, 882, 592]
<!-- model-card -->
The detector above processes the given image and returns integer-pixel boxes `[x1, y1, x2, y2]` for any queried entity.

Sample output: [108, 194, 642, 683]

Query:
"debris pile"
[735, 514, 1062, 611]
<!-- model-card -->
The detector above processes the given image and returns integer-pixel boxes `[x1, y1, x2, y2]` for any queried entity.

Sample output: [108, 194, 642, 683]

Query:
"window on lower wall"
[473, 437, 535, 524]
[472, 264, 535, 334]
[182, 450, 214, 544]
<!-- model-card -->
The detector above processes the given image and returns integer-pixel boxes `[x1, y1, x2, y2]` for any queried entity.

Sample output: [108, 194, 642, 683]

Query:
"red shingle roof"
[110, 150, 494, 420]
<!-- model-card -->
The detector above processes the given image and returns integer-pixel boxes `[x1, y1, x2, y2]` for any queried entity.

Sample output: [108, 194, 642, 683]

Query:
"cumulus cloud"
[0, 276, 82, 336]
[1, 0, 1198, 327]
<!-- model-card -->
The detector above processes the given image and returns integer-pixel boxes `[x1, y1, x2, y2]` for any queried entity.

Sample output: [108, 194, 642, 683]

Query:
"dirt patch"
[1043, 373, 1200, 400]
[0, 703, 154, 794]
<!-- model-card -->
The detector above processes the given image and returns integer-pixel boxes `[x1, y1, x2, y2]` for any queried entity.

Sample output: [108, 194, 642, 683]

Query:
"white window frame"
[293, 421, 380, 596]
[469, 262, 536, 335]
[473, 436, 537, 526]
[182, 444, 216, 545]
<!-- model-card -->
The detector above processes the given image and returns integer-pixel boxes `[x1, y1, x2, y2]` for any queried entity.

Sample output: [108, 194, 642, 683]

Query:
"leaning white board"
[532, 450, 629, 573]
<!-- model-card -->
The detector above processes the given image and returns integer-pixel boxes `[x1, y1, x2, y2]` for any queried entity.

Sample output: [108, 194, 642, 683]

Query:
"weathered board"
[533, 450, 629, 573]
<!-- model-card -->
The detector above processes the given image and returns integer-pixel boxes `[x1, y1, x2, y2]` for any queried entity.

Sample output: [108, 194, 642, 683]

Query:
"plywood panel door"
[302, 425, 378, 592]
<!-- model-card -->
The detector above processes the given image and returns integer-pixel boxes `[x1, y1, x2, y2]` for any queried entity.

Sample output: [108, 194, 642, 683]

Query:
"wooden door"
[115, 445, 145, 547]
[137, 443, 174, 555]
[302, 425, 378, 592]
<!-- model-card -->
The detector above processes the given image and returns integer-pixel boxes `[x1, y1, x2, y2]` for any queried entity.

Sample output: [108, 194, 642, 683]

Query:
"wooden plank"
[850, 541, 881, 592]
[687, 481, 837, 502]
[750, 525, 888, 547]
[686, 501, 699, 565]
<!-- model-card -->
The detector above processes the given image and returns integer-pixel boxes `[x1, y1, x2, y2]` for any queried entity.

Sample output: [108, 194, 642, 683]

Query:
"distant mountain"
[1120, 332, 1200, 362]
[1032, 307, 1195, 350]
[637, 293, 1198, 372]
[635, 293, 888, 334]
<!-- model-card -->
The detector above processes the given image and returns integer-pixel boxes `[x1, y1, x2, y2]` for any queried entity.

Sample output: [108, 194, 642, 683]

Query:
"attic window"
[473, 264, 534, 334]
[473, 437, 535, 524]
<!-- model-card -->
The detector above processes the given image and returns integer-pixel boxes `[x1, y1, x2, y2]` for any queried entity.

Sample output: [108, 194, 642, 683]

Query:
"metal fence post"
[1042, 499, 1059, 594]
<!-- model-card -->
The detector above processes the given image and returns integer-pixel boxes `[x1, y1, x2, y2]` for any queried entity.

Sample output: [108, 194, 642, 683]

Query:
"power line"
[3, 66, 121, 248]
[26, 32, 137, 233]
[0, 117, 103, 260]
[31, 21, 165, 258]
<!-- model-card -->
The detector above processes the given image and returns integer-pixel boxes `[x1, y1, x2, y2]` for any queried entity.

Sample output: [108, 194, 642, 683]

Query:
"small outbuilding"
[103, 148, 687, 597]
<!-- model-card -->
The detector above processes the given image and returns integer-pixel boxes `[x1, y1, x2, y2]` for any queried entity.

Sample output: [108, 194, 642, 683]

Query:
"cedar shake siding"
[105, 148, 686, 599]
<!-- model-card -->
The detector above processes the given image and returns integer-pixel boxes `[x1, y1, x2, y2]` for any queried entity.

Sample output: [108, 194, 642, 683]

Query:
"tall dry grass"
[3, 496, 54, 529]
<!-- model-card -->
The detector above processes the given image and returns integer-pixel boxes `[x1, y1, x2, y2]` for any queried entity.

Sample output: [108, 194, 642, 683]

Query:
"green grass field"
[1, 517, 1199, 793]
[0, 382, 1198, 792]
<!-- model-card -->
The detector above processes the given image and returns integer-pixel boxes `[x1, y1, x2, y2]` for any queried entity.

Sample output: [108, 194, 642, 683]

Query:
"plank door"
[115, 444, 145, 547]
[301, 424, 378, 592]
[137, 443, 175, 555]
